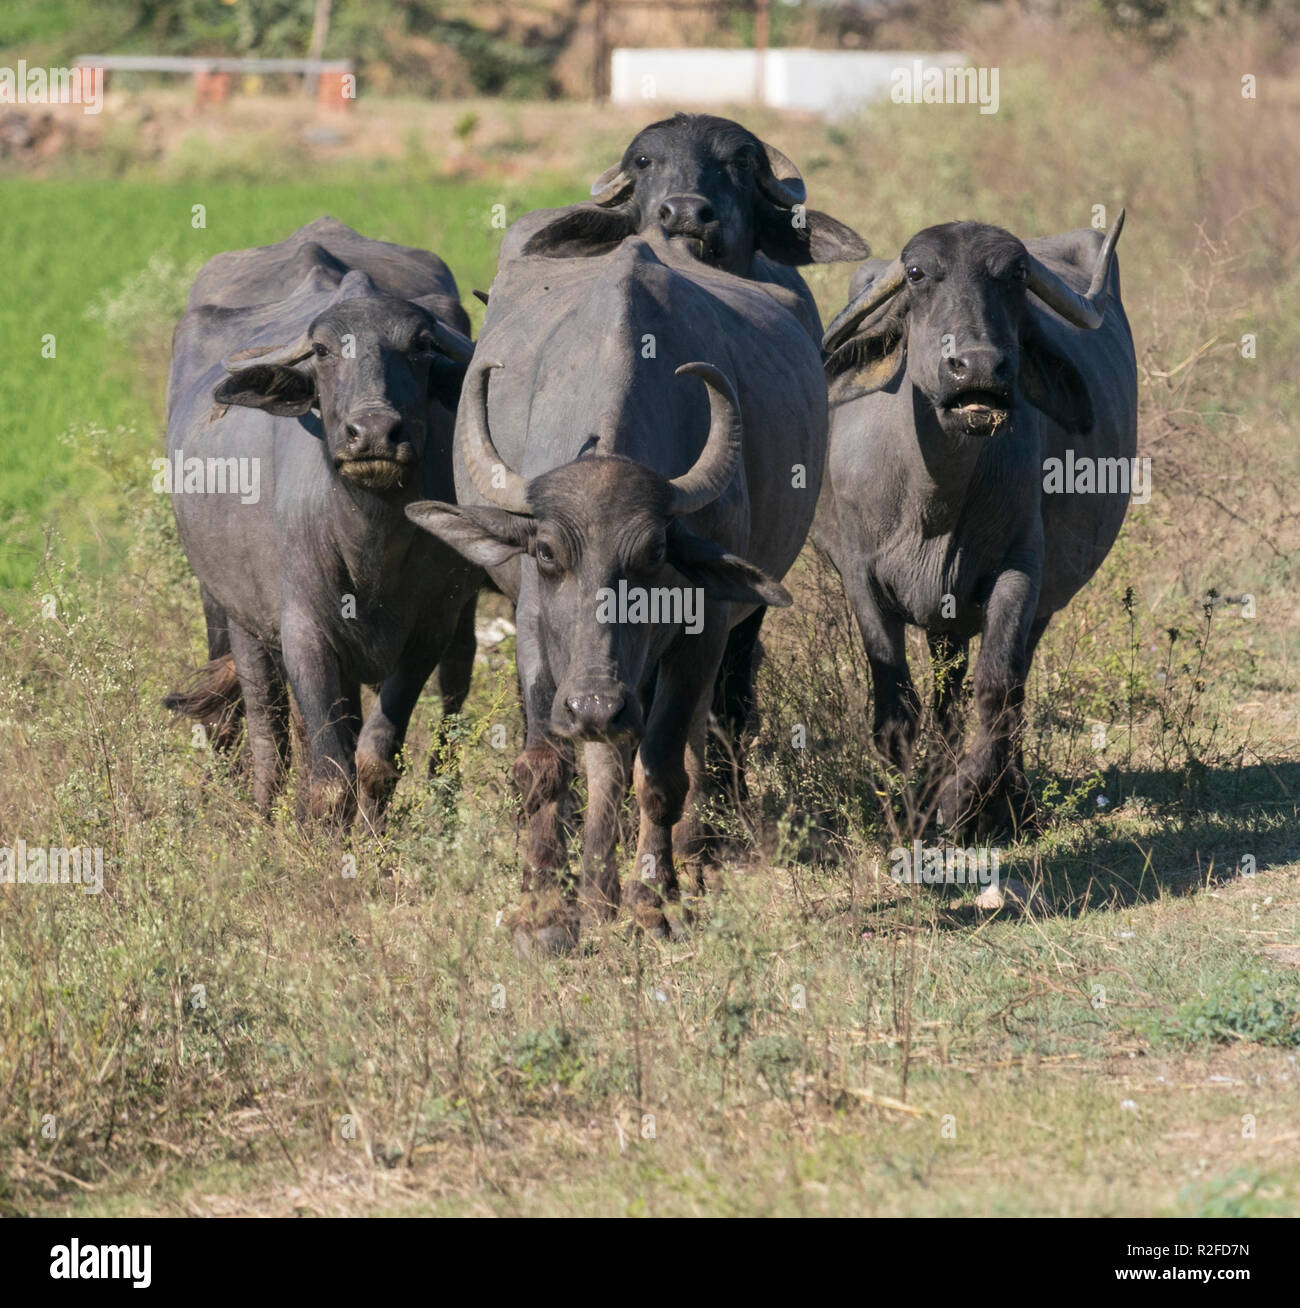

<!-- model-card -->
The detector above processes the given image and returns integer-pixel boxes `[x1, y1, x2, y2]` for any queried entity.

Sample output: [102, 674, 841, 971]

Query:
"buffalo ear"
[666, 521, 791, 608]
[521, 205, 637, 258]
[756, 203, 871, 267]
[427, 355, 468, 411]
[1019, 319, 1094, 435]
[214, 364, 315, 417]
[824, 311, 908, 404]
[406, 501, 534, 568]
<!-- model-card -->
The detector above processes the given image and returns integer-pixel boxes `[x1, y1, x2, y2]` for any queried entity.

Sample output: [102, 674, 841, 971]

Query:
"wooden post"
[754, 0, 770, 107]
[592, 0, 608, 103]
[302, 0, 333, 98]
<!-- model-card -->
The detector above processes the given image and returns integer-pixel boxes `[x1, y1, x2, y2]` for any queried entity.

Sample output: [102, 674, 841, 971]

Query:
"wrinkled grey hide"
[408, 229, 826, 951]
[165, 217, 482, 827]
[815, 219, 1138, 837]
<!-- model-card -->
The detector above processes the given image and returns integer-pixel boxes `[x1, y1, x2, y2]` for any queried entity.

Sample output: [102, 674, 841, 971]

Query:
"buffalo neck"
[905, 382, 1016, 533]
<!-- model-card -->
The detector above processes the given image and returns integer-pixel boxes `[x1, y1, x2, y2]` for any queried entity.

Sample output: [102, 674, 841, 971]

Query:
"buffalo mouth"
[943, 389, 1012, 430]
[337, 456, 408, 490]
[666, 228, 723, 265]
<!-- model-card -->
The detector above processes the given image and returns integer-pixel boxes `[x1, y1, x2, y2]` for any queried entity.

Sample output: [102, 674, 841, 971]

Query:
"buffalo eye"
[1012, 262, 1029, 283]
[634, 154, 651, 170]
[534, 540, 559, 571]
[643, 539, 666, 570]
[312, 341, 331, 359]
[905, 265, 926, 285]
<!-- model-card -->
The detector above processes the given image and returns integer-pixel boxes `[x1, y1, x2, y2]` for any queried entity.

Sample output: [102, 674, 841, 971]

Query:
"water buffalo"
[164, 217, 482, 826]
[407, 229, 826, 952]
[815, 213, 1137, 836]
[508, 112, 870, 774]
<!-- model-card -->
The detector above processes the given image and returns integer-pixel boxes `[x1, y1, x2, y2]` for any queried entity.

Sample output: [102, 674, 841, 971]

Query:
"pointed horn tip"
[675, 361, 738, 398]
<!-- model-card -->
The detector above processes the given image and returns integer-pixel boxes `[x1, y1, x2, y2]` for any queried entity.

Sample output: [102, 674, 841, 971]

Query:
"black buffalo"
[164, 218, 481, 826]
[815, 213, 1137, 835]
[503, 113, 869, 781]
[408, 229, 827, 952]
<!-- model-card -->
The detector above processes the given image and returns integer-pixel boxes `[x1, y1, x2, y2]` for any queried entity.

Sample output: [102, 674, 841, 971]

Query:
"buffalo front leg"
[228, 623, 290, 815]
[844, 575, 919, 768]
[626, 626, 725, 938]
[578, 738, 634, 927]
[282, 614, 362, 824]
[926, 631, 970, 754]
[941, 564, 1039, 839]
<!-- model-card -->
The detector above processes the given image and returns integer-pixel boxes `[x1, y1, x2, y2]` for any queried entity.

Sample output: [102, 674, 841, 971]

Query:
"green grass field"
[0, 17, 1298, 1216]
[0, 173, 576, 592]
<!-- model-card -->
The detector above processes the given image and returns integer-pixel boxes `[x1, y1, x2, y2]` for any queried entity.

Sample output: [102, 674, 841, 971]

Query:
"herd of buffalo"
[163, 112, 1138, 951]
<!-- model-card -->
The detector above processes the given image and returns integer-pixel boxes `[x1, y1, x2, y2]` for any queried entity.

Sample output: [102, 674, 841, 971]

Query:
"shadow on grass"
[953, 760, 1300, 923]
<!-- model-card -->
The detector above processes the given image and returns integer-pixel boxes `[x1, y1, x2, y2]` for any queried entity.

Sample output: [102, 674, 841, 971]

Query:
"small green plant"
[1160, 972, 1300, 1048]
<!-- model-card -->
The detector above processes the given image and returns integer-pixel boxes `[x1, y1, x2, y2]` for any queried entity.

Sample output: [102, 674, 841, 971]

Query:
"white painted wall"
[610, 48, 969, 118]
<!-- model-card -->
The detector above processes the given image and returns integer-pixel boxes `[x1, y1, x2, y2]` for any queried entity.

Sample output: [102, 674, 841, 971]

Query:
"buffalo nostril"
[658, 201, 677, 224]
[945, 356, 969, 378]
[566, 693, 627, 732]
[697, 203, 715, 223]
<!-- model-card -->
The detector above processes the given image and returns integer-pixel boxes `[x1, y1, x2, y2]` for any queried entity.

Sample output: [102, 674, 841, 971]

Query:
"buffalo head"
[407, 361, 790, 743]
[823, 212, 1125, 438]
[214, 277, 473, 494]
[522, 113, 869, 274]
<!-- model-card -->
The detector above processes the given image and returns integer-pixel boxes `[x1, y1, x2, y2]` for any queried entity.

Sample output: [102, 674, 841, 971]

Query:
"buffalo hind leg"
[429, 590, 479, 776]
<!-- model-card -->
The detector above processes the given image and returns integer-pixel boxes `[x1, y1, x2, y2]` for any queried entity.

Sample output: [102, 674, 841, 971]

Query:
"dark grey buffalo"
[502, 112, 869, 770]
[815, 213, 1137, 835]
[164, 217, 482, 826]
[407, 229, 826, 952]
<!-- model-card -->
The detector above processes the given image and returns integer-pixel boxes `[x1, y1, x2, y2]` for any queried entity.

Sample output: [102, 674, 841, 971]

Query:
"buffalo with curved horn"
[815, 212, 1137, 837]
[408, 229, 827, 953]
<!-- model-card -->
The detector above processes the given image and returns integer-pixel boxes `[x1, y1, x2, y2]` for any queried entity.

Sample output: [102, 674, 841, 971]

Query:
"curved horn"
[221, 331, 313, 373]
[590, 162, 633, 206]
[758, 141, 807, 208]
[1025, 207, 1125, 330]
[668, 362, 743, 516]
[429, 319, 474, 364]
[821, 260, 907, 353]
[459, 362, 531, 514]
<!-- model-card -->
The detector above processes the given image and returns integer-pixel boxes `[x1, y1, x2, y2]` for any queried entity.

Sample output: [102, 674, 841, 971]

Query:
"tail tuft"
[163, 652, 244, 752]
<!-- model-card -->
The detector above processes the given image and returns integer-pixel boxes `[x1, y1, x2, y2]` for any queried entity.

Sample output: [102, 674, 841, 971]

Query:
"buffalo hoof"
[511, 892, 580, 958]
[939, 764, 1036, 841]
[308, 777, 355, 826]
[513, 921, 579, 957]
[624, 879, 690, 942]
